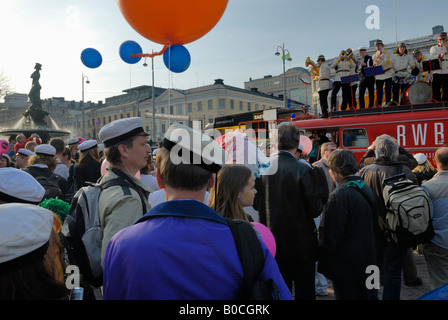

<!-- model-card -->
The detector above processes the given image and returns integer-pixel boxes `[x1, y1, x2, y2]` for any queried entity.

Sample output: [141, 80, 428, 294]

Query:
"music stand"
[340, 74, 360, 110]
[364, 66, 384, 77]
[422, 59, 442, 102]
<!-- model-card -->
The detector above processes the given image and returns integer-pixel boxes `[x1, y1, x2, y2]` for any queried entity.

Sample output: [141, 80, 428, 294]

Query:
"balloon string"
[131, 44, 168, 58]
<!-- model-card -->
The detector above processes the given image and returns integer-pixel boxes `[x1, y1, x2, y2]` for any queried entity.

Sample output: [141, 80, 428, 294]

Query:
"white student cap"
[35, 144, 56, 157]
[79, 139, 98, 152]
[162, 123, 227, 173]
[414, 153, 427, 165]
[17, 148, 34, 156]
[0, 203, 53, 268]
[0, 168, 45, 204]
[98, 117, 149, 148]
[67, 138, 80, 145]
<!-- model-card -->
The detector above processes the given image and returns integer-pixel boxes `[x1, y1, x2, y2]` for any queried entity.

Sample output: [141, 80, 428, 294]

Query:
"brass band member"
[413, 50, 428, 82]
[316, 55, 331, 118]
[358, 46, 375, 109]
[372, 40, 394, 106]
[331, 50, 356, 111]
[430, 32, 448, 101]
[391, 42, 418, 104]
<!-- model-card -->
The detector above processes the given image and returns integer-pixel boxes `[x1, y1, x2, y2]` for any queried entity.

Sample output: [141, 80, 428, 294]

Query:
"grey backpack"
[383, 167, 434, 247]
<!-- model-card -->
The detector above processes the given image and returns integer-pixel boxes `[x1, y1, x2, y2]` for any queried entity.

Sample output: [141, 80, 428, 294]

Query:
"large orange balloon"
[116, 0, 229, 45]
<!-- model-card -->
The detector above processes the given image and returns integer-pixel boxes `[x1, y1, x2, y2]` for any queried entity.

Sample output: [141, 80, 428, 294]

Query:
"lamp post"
[81, 73, 90, 137]
[275, 43, 292, 109]
[144, 53, 156, 142]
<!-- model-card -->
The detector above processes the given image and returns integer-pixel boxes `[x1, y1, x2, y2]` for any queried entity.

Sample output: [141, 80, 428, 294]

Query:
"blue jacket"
[102, 199, 292, 300]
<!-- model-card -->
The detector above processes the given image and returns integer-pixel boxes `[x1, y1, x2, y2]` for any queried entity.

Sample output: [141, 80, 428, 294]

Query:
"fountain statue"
[0, 63, 70, 143]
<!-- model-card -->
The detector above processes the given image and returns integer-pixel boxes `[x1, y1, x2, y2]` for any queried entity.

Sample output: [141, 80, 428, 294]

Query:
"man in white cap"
[0, 167, 45, 205]
[23, 144, 66, 200]
[97, 117, 152, 260]
[102, 123, 292, 300]
[0, 203, 69, 299]
[14, 148, 34, 169]
[50, 138, 69, 180]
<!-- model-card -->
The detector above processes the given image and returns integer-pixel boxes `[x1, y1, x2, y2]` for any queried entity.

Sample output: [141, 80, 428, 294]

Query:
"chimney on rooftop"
[214, 79, 224, 85]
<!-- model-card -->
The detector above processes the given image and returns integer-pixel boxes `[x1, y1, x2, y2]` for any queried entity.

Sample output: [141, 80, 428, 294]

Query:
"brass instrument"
[345, 47, 355, 61]
[305, 57, 319, 78]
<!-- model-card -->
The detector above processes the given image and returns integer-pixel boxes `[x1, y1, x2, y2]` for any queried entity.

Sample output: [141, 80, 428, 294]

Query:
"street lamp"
[81, 73, 90, 137]
[143, 53, 156, 142]
[275, 43, 292, 109]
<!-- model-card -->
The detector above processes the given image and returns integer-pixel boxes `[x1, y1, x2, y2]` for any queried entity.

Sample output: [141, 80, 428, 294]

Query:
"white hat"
[414, 153, 427, 165]
[98, 117, 149, 148]
[17, 148, 34, 157]
[358, 46, 367, 51]
[163, 123, 227, 173]
[67, 138, 79, 145]
[2, 153, 10, 161]
[98, 144, 105, 153]
[35, 144, 56, 157]
[0, 168, 45, 204]
[79, 139, 97, 152]
[0, 203, 53, 266]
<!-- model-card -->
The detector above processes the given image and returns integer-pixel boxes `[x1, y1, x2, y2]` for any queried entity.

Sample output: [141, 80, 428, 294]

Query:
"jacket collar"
[136, 199, 227, 225]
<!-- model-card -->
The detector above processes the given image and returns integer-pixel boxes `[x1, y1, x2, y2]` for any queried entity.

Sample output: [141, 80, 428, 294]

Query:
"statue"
[29, 63, 42, 108]
[23, 63, 49, 126]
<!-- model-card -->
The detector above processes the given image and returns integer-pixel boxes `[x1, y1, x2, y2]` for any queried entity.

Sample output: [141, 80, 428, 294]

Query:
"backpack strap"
[225, 218, 265, 299]
[100, 176, 147, 216]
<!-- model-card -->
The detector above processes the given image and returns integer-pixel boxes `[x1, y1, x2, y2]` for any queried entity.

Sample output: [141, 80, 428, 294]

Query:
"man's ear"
[156, 169, 165, 189]
[207, 173, 216, 190]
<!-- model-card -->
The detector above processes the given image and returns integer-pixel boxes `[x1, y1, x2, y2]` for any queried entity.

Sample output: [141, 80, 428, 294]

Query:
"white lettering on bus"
[412, 123, 427, 146]
[435, 123, 444, 145]
[397, 125, 406, 146]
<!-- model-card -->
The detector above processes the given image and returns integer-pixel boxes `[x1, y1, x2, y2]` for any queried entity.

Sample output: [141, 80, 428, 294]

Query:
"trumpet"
[305, 57, 319, 78]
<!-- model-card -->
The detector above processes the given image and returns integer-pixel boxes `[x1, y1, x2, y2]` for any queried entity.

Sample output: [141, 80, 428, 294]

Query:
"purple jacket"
[102, 199, 292, 300]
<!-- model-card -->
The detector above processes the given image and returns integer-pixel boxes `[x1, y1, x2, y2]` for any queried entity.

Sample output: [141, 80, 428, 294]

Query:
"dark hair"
[50, 138, 66, 154]
[328, 149, 358, 177]
[278, 123, 300, 150]
[395, 46, 408, 55]
[104, 136, 136, 166]
[77, 148, 100, 169]
[155, 147, 212, 191]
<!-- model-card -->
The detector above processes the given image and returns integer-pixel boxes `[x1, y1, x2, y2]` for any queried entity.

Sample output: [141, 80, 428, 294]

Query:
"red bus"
[291, 102, 448, 165]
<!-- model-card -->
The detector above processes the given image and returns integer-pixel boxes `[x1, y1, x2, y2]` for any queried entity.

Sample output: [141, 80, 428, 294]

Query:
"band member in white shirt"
[358, 47, 375, 109]
[373, 40, 394, 106]
[430, 32, 448, 101]
[391, 43, 417, 104]
[331, 50, 356, 111]
[316, 55, 331, 118]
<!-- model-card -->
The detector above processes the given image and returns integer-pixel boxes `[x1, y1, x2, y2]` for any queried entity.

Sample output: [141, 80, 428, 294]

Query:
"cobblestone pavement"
[316, 249, 433, 300]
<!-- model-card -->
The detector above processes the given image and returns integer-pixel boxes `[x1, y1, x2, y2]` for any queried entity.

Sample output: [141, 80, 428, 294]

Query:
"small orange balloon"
[116, 0, 229, 45]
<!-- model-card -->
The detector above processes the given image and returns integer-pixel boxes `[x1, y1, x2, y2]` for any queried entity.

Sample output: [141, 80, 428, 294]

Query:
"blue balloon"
[119, 40, 143, 64]
[81, 48, 102, 69]
[163, 44, 191, 73]
[291, 113, 296, 119]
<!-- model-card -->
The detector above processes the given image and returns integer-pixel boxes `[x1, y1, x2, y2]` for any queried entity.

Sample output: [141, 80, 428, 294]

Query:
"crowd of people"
[0, 117, 447, 301]
[315, 32, 448, 117]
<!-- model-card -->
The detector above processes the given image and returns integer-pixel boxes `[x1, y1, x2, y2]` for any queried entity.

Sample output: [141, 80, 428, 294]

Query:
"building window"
[170, 106, 174, 115]
[218, 99, 225, 109]
[127, 113, 130, 118]
[230, 100, 234, 110]
[248, 102, 251, 111]
[208, 100, 213, 110]
[177, 105, 183, 114]
[108, 116, 111, 122]
[161, 123, 166, 134]
[188, 103, 192, 112]
[114, 115, 117, 120]
[198, 101, 202, 112]
[239, 101, 243, 111]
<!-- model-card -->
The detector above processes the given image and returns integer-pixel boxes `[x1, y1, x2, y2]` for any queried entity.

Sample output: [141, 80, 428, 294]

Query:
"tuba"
[305, 57, 320, 78]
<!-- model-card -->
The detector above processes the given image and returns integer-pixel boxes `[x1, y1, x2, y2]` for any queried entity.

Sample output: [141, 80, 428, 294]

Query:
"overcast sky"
[0, 0, 446, 103]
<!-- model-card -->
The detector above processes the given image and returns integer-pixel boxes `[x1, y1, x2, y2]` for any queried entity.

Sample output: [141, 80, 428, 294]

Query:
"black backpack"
[226, 218, 281, 300]
[35, 173, 64, 200]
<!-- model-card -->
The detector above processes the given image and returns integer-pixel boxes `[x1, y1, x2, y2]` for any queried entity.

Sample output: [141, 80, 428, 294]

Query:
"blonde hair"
[412, 160, 435, 174]
[208, 164, 252, 221]
[28, 154, 58, 172]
